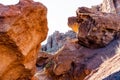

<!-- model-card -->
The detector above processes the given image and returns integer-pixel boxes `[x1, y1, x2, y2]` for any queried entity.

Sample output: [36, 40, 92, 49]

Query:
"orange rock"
[68, 17, 79, 33]
[31, 76, 39, 80]
[0, 0, 48, 79]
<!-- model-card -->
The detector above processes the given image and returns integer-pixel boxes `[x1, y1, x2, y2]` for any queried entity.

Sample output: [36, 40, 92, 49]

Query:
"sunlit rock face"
[68, 0, 120, 49]
[68, 7, 120, 49]
[101, 0, 120, 14]
[36, 0, 120, 80]
[0, 0, 48, 79]
[91, 0, 120, 14]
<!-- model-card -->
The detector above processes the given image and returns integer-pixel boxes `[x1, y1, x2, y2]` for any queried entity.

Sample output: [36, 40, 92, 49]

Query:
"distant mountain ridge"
[41, 30, 76, 53]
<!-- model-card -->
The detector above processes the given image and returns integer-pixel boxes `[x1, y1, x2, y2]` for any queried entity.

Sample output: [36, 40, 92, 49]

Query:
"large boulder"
[0, 0, 48, 79]
[68, 7, 120, 48]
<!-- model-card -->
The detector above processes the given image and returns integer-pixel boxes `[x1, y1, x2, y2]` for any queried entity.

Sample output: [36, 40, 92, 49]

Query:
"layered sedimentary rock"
[0, 0, 48, 79]
[68, 7, 120, 48]
[41, 30, 76, 53]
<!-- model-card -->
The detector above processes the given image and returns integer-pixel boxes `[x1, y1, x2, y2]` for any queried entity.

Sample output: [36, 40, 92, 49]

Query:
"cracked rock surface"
[0, 0, 48, 79]
[68, 7, 120, 48]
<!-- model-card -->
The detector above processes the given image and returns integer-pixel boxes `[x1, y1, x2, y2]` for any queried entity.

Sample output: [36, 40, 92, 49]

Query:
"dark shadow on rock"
[103, 71, 120, 80]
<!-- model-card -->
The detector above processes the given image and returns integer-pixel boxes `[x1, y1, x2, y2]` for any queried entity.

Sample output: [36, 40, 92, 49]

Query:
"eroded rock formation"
[68, 7, 120, 48]
[36, 39, 120, 80]
[101, 0, 120, 14]
[92, 0, 120, 14]
[35, 0, 120, 80]
[41, 30, 76, 53]
[0, 0, 48, 79]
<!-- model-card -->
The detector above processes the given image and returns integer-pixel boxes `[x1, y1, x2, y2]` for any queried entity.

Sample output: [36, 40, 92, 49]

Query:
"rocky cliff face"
[0, 0, 48, 79]
[92, 0, 120, 14]
[36, 0, 120, 80]
[41, 30, 76, 53]
[36, 39, 120, 80]
[85, 48, 120, 80]
[101, 0, 120, 14]
[68, 7, 120, 49]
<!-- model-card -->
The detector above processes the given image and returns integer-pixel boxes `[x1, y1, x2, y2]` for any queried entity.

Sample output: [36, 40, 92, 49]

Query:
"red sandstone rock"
[0, 0, 48, 79]
[36, 0, 120, 80]
[36, 39, 120, 80]
[68, 7, 120, 48]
